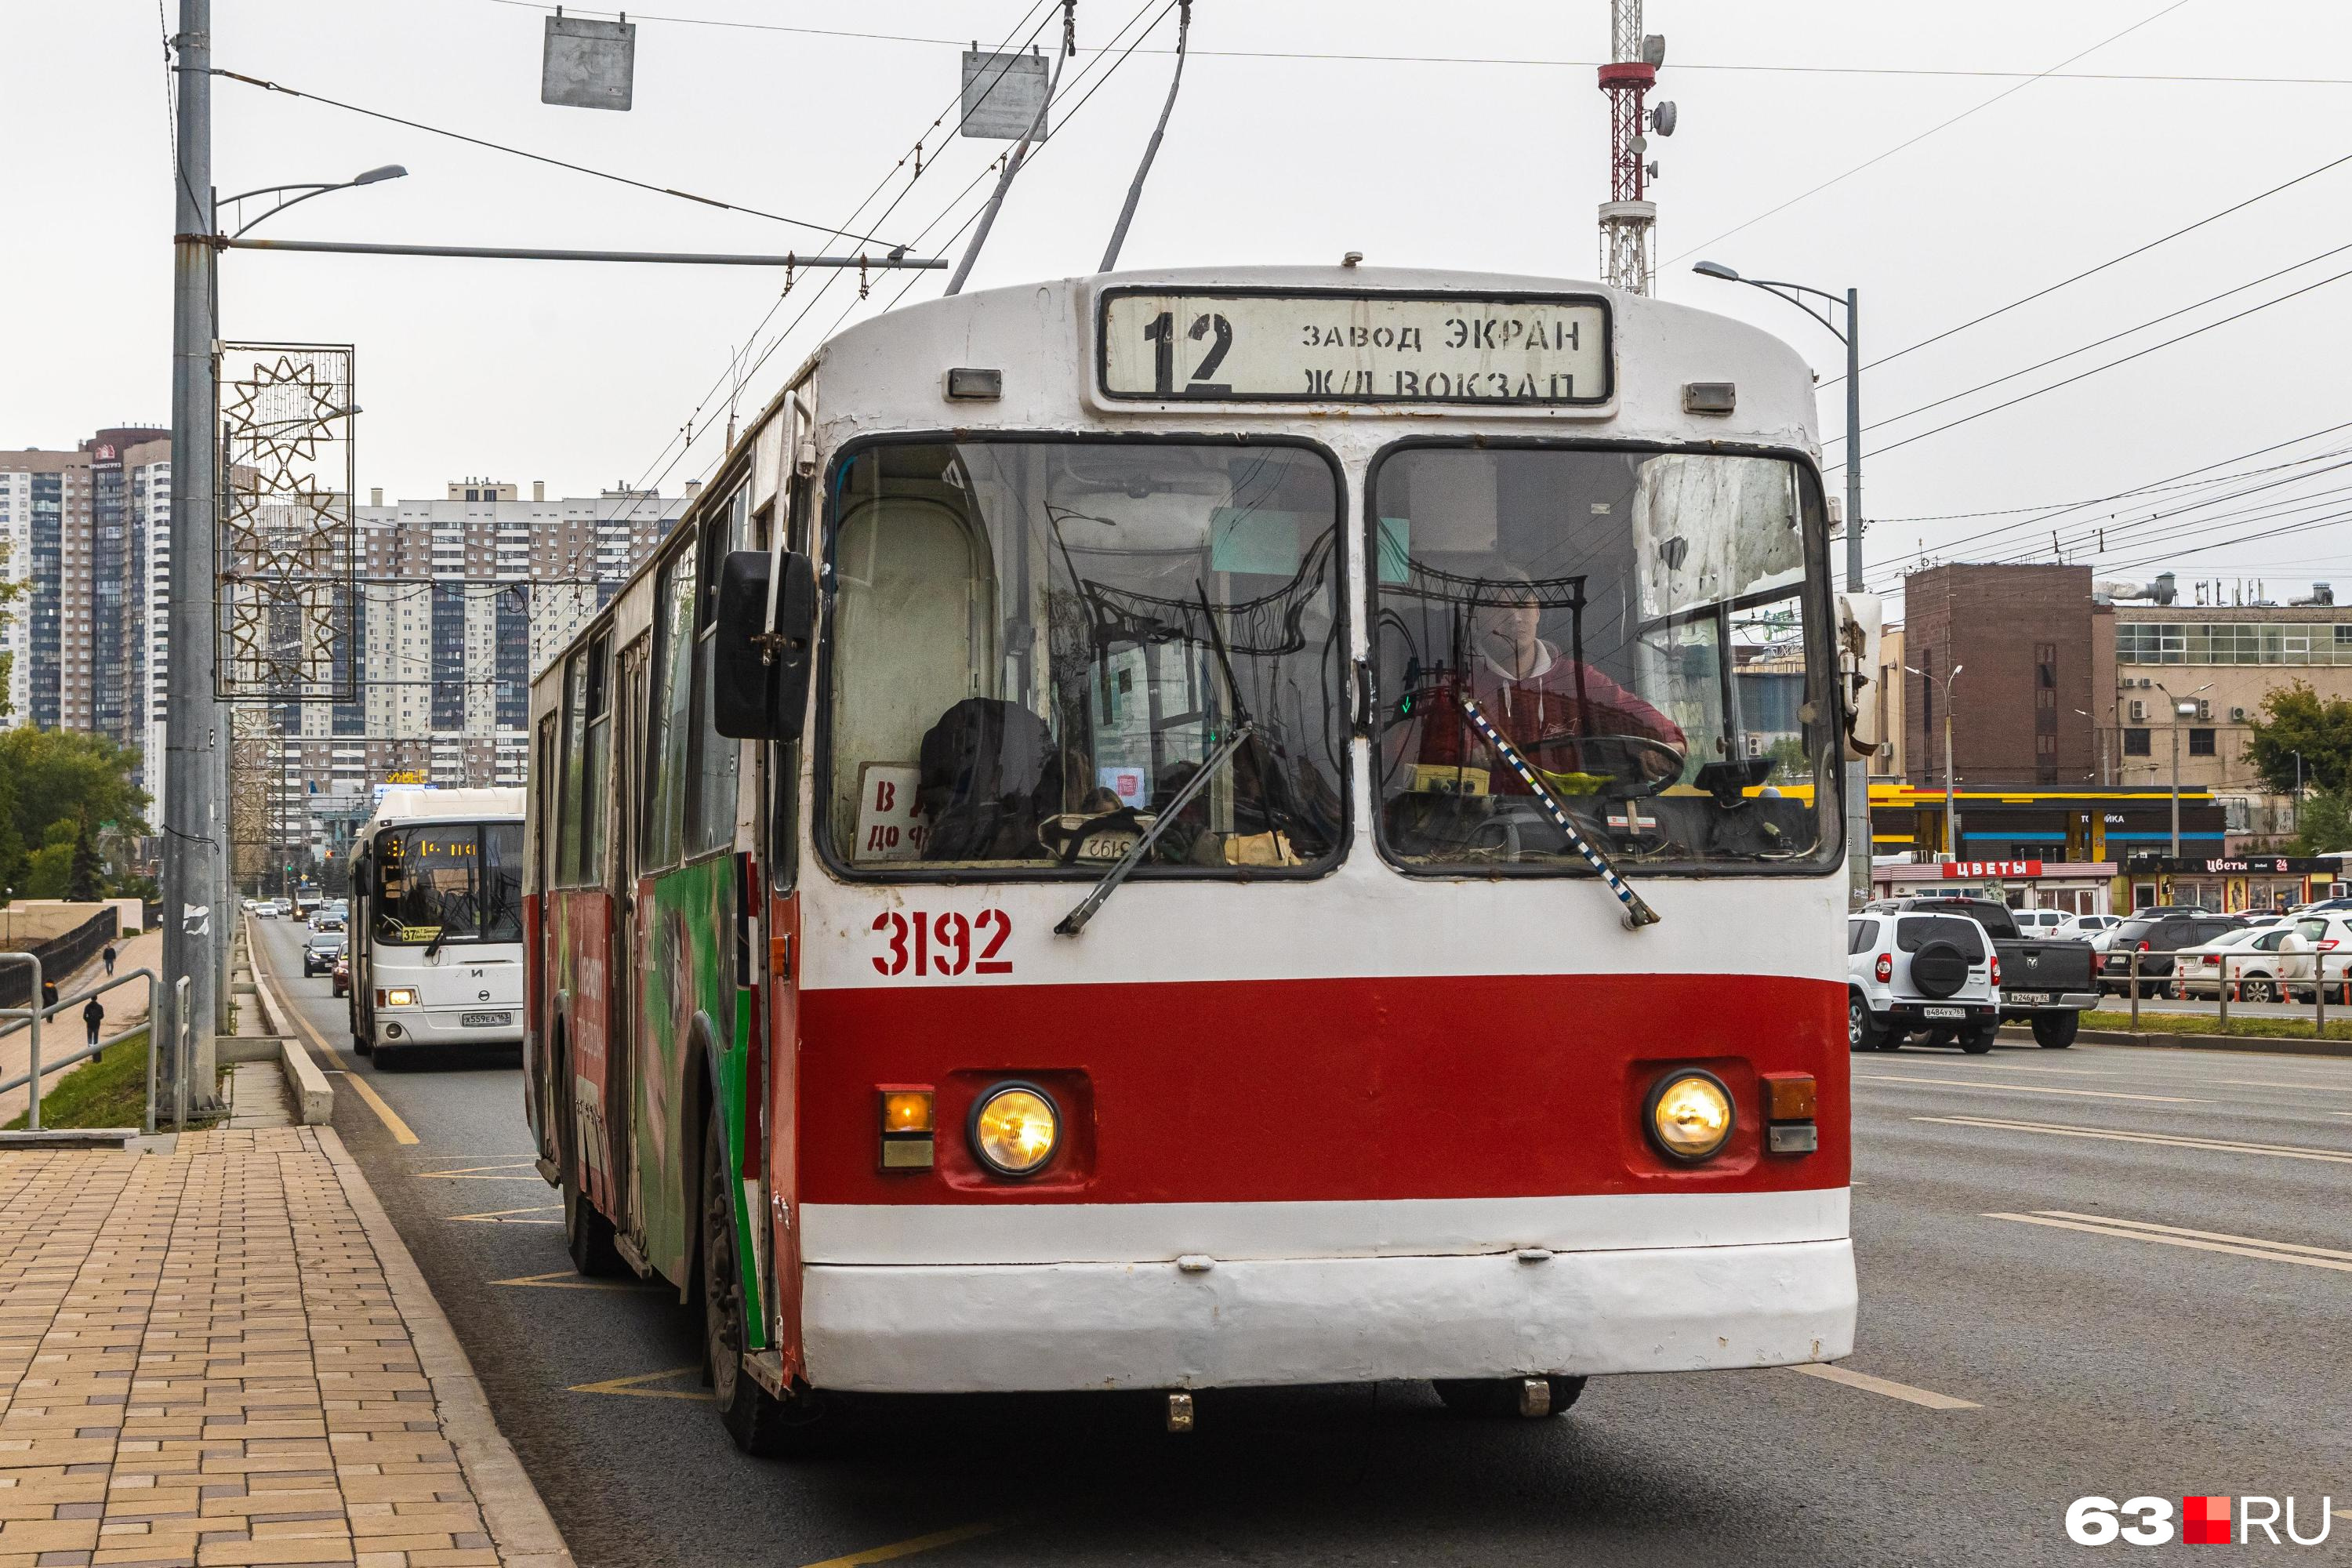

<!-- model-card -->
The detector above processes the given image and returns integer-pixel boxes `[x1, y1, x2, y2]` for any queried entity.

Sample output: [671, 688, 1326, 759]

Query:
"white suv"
[1848, 910, 2002, 1054]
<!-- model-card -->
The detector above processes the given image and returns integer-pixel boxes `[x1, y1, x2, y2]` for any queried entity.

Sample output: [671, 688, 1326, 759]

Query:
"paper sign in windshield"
[855, 763, 927, 862]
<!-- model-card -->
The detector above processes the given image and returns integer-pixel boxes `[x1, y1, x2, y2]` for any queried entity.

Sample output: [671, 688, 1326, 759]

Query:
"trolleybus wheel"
[1433, 1374, 1586, 1418]
[560, 1062, 621, 1278]
[702, 1102, 830, 1456]
[2031, 1011, 2079, 1050]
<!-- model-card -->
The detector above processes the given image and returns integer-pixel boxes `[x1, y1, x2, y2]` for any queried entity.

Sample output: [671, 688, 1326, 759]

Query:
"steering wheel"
[1519, 732, 1685, 799]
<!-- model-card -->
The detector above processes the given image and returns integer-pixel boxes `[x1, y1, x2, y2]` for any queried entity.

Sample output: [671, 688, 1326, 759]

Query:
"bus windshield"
[826, 438, 1346, 876]
[1371, 444, 1836, 873]
[372, 822, 524, 946]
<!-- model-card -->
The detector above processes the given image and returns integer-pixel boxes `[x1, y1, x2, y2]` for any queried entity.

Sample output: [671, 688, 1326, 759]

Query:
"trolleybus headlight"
[1645, 1070, 1734, 1163]
[969, 1083, 1060, 1178]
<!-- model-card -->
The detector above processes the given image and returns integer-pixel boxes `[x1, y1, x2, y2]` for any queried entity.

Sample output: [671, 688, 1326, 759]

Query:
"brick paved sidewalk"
[0, 1127, 571, 1568]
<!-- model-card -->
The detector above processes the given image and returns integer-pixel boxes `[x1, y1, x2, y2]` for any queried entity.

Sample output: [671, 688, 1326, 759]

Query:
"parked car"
[2065, 913, 2124, 943]
[2011, 909, 2071, 935]
[1849, 910, 2003, 1053]
[2172, 924, 2310, 1002]
[332, 954, 350, 997]
[2292, 912, 2352, 996]
[301, 931, 346, 977]
[1864, 895, 2097, 1047]
[2100, 913, 2248, 997]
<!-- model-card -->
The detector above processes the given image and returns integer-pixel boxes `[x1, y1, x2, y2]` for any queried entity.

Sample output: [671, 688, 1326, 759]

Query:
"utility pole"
[162, 0, 222, 1118]
[2155, 681, 2209, 858]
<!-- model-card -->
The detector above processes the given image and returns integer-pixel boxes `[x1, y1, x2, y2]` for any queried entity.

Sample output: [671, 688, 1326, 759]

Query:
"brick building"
[1900, 564, 2098, 790]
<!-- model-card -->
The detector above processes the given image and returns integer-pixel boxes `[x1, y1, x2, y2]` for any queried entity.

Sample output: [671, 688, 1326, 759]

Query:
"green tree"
[0, 730, 150, 898]
[0, 535, 19, 721]
[2290, 786, 2352, 856]
[66, 817, 102, 902]
[2241, 681, 2352, 794]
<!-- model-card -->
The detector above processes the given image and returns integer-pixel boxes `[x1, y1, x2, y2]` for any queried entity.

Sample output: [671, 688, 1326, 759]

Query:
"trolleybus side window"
[643, 536, 698, 870]
[579, 631, 612, 882]
[557, 648, 590, 885]
[689, 485, 750, 858]
[822, 437, 1347, 877]
[1369, 443, 1838, 874]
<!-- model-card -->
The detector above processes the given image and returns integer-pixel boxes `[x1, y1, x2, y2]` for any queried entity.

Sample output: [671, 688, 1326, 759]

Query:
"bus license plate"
[2005, 991, 2051, 1005]
[1922, 1006, 1965, 1020]
[460, 1011, 511, 1027]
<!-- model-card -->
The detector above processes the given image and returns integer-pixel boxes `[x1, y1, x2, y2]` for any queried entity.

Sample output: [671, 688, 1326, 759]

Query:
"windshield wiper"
[1457, 694, 1659, 930]
[1055, 719, 1256, 937]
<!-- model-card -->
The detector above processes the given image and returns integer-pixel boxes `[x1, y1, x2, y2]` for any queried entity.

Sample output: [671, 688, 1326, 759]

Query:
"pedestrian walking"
[102, 943, 117, 978]
[83, 994, 105, 1060]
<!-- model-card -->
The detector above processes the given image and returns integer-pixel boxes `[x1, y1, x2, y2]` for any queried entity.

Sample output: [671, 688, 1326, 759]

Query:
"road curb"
[1997, 1024, 2352, 1058]
[315, 1122, 578, 1568]
[242, 919, 333, 1124]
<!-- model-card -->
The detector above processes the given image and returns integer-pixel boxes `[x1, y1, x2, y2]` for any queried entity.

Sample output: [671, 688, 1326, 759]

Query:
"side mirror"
[1837, 590, 1883, 760]
[713, 549, 818, 741]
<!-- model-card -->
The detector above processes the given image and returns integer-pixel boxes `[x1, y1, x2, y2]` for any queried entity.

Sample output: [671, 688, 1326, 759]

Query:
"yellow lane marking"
[253, 929, 419, 1145]
[448, 1206, 563, 1225]
[492, 1270, 659, 1292]
[799, 1523, 1006, 1567]
[568, 1365, 713, 1401]
[2003, 1210, 2352, 1265]
[1788, 1363, 1980, 1410]
[1857, 1074, 2199, 1104]
[416, 1162, 543, 1179]
[1987, 1211, 2352, 1273]
[1918, 1115, 2352, 1164]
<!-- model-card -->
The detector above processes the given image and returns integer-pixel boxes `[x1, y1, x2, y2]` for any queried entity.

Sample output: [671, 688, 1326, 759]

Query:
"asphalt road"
[253, 920, 2352, 1567]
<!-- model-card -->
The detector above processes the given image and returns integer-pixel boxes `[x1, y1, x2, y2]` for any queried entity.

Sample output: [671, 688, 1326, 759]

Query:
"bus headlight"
[380, 988, 417, 1007]
[1645, 1069, 1734, 1163]
[969, 1083, 1059, 1178]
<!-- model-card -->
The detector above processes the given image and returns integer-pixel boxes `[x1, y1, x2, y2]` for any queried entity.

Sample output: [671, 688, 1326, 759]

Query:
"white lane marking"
[1958, 1063, 2119, 1077]
[1918, 1115, 2352, 1164]
[2216, 1077, 2352, 1094]
[1987, 1212, 2352, 1274]
[1857, 1074, 2200, 1104]
[2034, 1210, 2352, 1261]
[1788, 1363, 1980, 1410]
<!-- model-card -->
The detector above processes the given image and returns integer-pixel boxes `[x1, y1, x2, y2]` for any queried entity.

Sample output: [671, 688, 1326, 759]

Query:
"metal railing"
[0, 957, 163, 1132]
[2112, 947, 2350, 1039]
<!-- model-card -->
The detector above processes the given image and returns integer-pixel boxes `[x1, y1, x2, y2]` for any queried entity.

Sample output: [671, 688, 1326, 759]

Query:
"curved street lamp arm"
[230, 181, 356, 239]
[1744, 279, 1846, 343]
[218, 180, 337, 207]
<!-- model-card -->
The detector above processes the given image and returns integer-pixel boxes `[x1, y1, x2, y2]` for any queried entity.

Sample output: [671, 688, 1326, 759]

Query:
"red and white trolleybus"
[524, 265, 1874, 1453]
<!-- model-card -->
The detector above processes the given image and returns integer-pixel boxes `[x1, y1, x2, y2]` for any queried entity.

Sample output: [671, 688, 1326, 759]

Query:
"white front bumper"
[803, 1236, 1857, 1393]
[376, 1007, 521, 1047]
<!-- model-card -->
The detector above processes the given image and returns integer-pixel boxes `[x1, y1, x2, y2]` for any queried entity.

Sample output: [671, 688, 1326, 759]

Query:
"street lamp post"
[1693, 260, 1867, 905]
[2154, 681, 2212, 856]
[1907, 663, 1963, 859]
[2292, 749, 2305, 838]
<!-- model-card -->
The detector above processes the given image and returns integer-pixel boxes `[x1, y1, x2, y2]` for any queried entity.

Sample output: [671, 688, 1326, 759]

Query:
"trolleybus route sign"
[1098, 288, 1612, 405]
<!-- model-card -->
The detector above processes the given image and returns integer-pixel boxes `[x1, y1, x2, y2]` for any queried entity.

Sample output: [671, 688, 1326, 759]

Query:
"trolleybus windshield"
[825, 437, 1346, 876]
[1371, 444, 1837, 873]
[372, 823, 524, 945]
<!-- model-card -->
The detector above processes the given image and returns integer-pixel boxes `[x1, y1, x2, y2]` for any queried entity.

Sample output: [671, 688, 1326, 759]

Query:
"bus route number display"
[1098, 288, 1611, 406]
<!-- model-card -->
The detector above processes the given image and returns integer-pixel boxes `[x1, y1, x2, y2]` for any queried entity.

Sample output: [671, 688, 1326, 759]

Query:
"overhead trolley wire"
[208, 67, 916, 250]
[1664, 0, 2192, 265]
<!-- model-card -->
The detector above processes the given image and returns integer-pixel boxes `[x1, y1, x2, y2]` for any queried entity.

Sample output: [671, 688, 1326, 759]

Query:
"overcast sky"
[9, 1, 2352, 612]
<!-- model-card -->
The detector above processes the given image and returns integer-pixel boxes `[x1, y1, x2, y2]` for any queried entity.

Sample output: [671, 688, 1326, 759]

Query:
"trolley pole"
[162, 0, 222, 1118]
[1842, 289, 1868, 909]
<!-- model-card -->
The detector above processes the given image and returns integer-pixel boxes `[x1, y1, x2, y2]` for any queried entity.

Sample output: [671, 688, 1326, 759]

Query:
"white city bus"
[347, 786, 528, 1065]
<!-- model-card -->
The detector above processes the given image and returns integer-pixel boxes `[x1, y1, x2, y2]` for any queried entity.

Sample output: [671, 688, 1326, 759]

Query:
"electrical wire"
[1827, 238, 2352, 446]
[1665, 0, 2193, 266]
[208, 67, 915, 249]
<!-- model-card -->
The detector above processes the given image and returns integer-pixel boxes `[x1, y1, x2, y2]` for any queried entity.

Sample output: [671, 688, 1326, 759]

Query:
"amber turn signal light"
[877, 1087, 935, 1170]
[1762, 1072, 1818, 1156]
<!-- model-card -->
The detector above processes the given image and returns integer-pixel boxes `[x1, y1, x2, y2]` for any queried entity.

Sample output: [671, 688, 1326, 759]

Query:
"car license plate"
[2005, 991, 2052, 1005]
[460, 1011, 511, 1028]
[1922, 1006, 1965, 1020]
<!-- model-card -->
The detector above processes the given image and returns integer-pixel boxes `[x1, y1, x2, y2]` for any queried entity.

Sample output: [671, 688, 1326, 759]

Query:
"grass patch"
[5, 1027, 152, 1130]
[2081, 1010, 2352, 1041]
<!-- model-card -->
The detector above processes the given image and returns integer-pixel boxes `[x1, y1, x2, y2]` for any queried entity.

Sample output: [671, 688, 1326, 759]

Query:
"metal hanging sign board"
[961, 51, 1050, 139]
[543, 14, 636, 111]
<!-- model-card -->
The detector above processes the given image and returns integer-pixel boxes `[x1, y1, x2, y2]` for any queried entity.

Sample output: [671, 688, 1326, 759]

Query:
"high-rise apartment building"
[263, 478, 687, 869]
[0, 428, 173, 805]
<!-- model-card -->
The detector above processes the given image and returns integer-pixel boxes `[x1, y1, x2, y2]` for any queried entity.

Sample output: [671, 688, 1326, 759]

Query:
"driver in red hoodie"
[1416, 569, 1686, 795]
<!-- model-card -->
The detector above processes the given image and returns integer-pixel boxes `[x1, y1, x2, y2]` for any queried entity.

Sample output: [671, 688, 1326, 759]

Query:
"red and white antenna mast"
[1598, 0, 1674, 294]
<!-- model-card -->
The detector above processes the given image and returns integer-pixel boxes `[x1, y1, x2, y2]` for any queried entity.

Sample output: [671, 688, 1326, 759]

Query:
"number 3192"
[871, 909, 1012, 977]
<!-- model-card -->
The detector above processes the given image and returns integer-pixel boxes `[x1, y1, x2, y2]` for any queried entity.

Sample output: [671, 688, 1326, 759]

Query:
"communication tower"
[1598, 1, 1675, 295]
